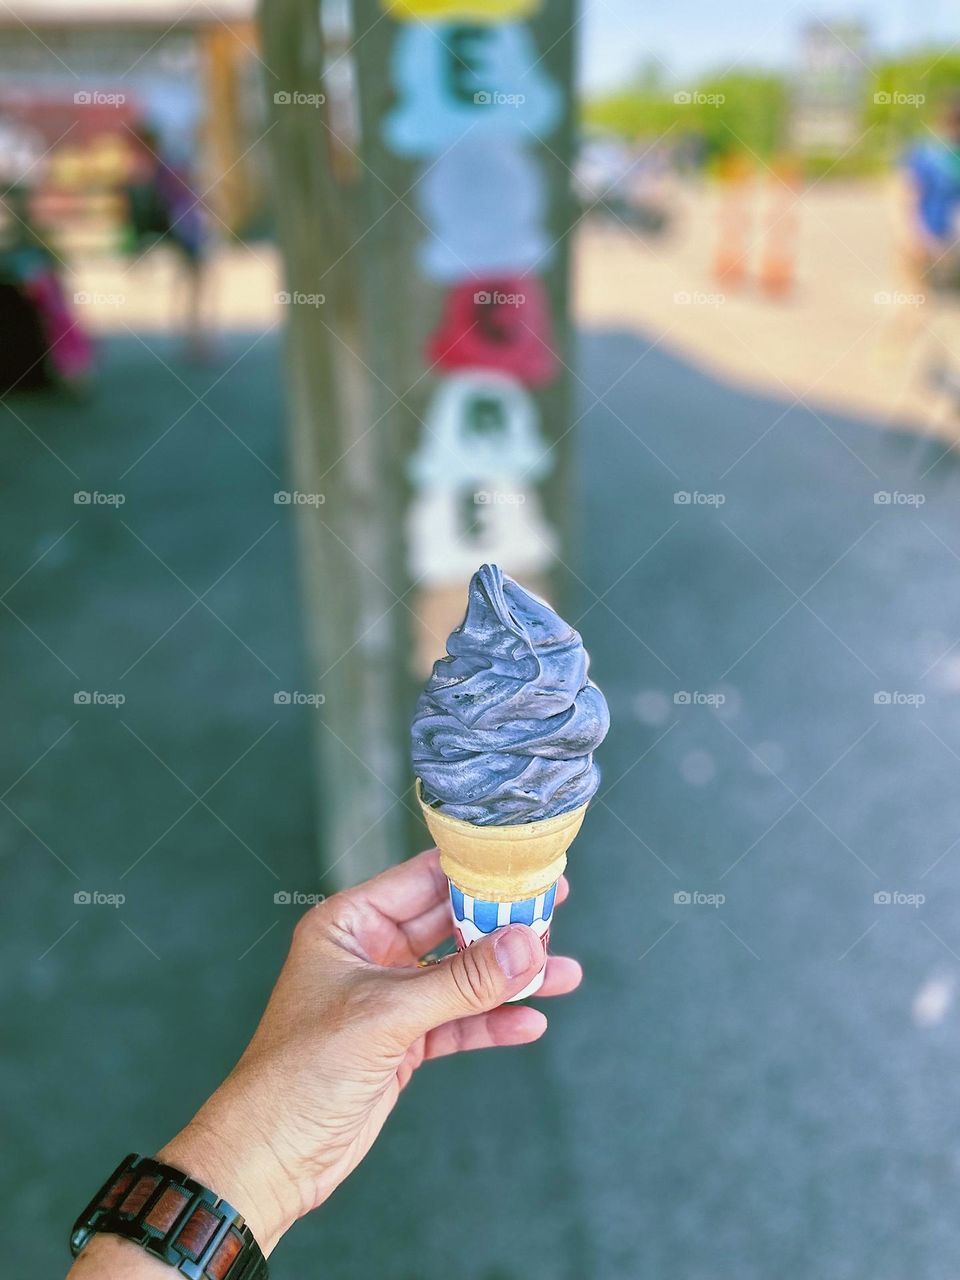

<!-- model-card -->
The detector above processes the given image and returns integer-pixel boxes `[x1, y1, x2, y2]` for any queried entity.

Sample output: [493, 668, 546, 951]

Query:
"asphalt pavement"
[5, 326, 960, 1279]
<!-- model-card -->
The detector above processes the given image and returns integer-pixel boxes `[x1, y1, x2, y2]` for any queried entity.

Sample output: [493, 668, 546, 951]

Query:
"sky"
[580, 0, 958, 92]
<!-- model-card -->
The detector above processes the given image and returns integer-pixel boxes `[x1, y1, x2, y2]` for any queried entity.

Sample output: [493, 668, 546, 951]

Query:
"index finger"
[349, 847, 448, 924]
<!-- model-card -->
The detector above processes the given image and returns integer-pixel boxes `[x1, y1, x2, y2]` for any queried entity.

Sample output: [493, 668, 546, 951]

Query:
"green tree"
[583, 70, 787, 161]
[866, 51, 960, 150]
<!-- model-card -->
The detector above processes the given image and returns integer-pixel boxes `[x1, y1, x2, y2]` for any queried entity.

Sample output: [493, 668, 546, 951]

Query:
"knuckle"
[291, 902, 327, 946]
[291, 894, 355, 949]
[452, 945, 494, 1010]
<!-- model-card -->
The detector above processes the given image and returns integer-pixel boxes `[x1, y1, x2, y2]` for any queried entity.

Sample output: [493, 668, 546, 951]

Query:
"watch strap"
[70, 1152, 268, 1280]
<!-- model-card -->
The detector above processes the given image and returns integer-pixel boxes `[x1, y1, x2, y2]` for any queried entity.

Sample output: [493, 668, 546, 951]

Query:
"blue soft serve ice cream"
[412, 565, 609, 825]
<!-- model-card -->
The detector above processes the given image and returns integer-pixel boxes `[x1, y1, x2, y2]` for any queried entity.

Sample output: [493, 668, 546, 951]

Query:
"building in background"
[790, 18, 871, 157]
[0, 0, 267, 252]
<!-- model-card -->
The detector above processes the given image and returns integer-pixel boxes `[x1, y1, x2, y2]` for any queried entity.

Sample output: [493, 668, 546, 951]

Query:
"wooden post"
[259, 0, 417, 887]
[198, 23, 261, 233]
[259, 0, 578, 883]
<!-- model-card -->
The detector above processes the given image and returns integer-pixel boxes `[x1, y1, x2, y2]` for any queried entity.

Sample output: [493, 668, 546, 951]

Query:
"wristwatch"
[69, 1152, 268, 1279]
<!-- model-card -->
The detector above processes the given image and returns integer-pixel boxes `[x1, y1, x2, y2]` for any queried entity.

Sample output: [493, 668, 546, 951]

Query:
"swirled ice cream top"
[412, 565, 609, 825]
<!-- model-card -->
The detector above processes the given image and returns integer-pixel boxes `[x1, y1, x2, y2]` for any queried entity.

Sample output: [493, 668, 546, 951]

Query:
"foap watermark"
[473, 90, 526, 107]
[674, 690, 726, 707]
[874, 890, 925, 908]
[274, 90, 326, 107]
[74, 90, 126, 106]
[274, 490, 325, 506]
[874, 290, 925, 307]
[874, 90, 925, 107]
[274, 691, 326, 707]
[274, 890, 326, 906]
[874, 691, 925, 707]
[674, 490, 726, 506]
[74, 490, 125, 506]
[473, 289, 525, 307]
[74, 690, 125, 707]
[74, 889, 126, 907]
[74, 291, 125, 308]
[674, 289, 725, 307]
[874, 490, 925, 506]
[474, 490, 525, 506]
[674, 890, 726, 907]
[674, 90, 725, 106]
[274, 290, 325, 307]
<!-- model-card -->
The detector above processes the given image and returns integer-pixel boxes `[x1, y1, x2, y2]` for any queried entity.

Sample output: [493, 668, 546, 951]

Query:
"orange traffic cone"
[759, 158, 801, 299]
[712, 153, 754, 287]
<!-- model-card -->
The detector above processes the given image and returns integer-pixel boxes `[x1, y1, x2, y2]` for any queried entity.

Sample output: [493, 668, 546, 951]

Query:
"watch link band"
[70, 1152, 268, 1280]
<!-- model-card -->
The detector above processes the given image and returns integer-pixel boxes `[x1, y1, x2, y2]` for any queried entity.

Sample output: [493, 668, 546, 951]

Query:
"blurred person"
[123, 123, 212, 362]
[0, 185, 94, 396]
[888, 94, 960, 415]
[900, 94, 960, 282]
[65, 848, 582, 1278]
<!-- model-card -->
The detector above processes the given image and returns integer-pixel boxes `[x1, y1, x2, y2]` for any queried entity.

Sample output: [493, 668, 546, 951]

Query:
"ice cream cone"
[417, 780, 588, 999]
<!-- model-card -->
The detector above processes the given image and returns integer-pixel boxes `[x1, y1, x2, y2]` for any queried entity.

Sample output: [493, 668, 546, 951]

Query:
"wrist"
[158, 1087, 301, 1257]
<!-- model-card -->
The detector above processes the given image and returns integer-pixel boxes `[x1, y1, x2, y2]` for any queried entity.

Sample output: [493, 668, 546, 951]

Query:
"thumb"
[388, 925, 545, 1041]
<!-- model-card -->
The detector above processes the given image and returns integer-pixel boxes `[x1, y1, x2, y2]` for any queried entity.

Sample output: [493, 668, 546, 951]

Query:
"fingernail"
[495, 926, 538, 979]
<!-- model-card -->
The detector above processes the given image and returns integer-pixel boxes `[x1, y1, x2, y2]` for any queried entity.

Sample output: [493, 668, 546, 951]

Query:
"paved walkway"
[6, 328, 960, 1278]
[575, 180, 960, 438]
[568, 328, 960, 1280]
[77, 179, 960, 441]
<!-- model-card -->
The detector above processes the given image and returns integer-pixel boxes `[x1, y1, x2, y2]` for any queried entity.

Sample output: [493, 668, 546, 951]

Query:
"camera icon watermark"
[873, 690, 925, 707]
[875, 691, 926, 711]
[873, 490, 925, 506]
[674, 890, 725, 907]
[673, 490, 726, 506]
[274, 490, 325, 506]
[74, 690, 126, 707]
[74, 889, 126, 907]
[873, 90, 925, 107]
[274, 890, 326, 905]
[873, 890, 924, 907]
[473, 90, 525, 107]
[873, 291, 925, 307]
[274, 290, 325, 307]
[473, 289, 525, 307]
[674, 690, 726, 707]
[673, 289, 725, 307]
[474, 490, 525, 506]
[673, 90, 725, 106]
[274, 90, 325, 107]
[74, 291, 125, 307]
[74, 490, 126, 506]
[274, 691, 326, 706]
[74, 90, 126, 106]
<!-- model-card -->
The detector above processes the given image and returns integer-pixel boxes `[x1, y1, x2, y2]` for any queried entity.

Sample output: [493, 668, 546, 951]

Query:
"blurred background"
[6, 1, 960, 1277]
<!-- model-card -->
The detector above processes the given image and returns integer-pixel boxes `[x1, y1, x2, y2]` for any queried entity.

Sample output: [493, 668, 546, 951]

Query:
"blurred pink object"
[24, 269, 95, 381]
[425, 275, 558, 387]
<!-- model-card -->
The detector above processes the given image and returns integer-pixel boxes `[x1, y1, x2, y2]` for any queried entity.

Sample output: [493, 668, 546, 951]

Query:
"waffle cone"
[416, 780, 588, 901]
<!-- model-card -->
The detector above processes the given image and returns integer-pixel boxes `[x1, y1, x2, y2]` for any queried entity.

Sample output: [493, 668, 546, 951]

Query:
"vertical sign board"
[354, 0, 578, 679]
